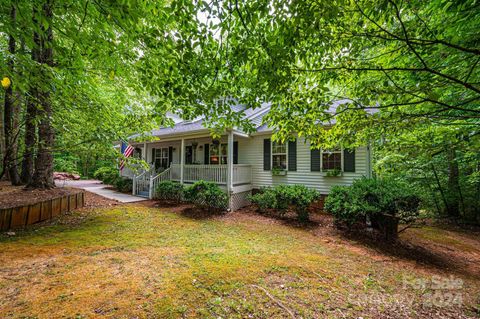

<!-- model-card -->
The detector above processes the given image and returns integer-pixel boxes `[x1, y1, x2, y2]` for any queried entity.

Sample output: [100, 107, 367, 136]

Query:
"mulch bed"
[0, 181, 121, 210]
[0, 181, 83, 209]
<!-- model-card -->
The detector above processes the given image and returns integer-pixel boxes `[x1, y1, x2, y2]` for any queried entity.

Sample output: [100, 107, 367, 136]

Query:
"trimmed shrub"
[184, 180, 228, 211]
[93, 166, 119, 185]
[324, 177, 421, 239]
[249, 184, 321, 221]
[155, 181, 184, 202]
[249, 188, 278, 212]
[114, 177, 133, 193]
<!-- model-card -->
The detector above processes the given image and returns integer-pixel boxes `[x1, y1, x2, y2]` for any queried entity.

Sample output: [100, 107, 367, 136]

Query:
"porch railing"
[133, 171, 150, 195]
[133, 166, 154, 196]
[233, 164, 252, 185]
[170, 164, 251, 185]
[149, 167, 171, 198]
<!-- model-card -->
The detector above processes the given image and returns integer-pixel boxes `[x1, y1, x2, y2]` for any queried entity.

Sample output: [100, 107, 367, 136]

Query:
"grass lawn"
[0, 204, 479, 318]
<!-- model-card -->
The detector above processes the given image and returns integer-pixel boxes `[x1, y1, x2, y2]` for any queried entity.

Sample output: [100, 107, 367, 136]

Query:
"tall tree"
[3, 3, 21, 185]
[29, 0, 55, 188]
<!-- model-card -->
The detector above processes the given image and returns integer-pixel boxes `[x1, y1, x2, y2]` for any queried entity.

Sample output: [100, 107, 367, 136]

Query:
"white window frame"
[271, 140, 288, 170]
[155, 147, 169, 168]
[209, 143, 228, 165]
[320, 148, 344, 172]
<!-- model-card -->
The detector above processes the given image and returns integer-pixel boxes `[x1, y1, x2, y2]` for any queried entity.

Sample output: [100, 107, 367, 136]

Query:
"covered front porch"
[126, 130, 252, 210]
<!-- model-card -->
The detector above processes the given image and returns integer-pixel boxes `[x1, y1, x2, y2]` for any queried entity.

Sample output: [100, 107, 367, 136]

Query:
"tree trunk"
[29, 0, 55, 189]
[21, 95, 37, 184]
[0, 90, 5, 179]
[446, 148, 461, 218]
[21, 7, 41, 185]
[3, 4, 22, 186]
[431, 163, 449, 216]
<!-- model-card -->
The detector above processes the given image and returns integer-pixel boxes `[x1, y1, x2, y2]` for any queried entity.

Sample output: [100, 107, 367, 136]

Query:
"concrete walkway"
[55, 179, 148, 203]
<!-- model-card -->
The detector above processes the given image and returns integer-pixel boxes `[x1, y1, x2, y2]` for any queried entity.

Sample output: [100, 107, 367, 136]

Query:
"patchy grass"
[0, 206, 479, 318]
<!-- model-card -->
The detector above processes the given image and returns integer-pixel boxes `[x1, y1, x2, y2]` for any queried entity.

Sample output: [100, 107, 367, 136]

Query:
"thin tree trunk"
[424, 173, 441, 216]
[4, 4, 22, 185]
[29, 0, 55, 189]
[476, 161, 480, 222]
[431, 163, 449, 216]
[446, 148, 460, 218]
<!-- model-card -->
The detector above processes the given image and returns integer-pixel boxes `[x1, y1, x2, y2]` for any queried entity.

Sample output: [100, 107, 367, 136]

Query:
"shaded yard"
[0, 204, 479, 318]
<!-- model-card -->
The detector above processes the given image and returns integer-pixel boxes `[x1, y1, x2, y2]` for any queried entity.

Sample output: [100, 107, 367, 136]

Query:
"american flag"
[119, 141, 134, 170]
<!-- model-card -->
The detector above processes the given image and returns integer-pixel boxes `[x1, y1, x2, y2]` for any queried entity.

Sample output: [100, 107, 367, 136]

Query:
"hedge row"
[249, 184, 321, 221]
[155, 180, 228, 211]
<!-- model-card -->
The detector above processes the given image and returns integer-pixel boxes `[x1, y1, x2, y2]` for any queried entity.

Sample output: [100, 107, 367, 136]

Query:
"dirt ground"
[0, 181, 82, 209]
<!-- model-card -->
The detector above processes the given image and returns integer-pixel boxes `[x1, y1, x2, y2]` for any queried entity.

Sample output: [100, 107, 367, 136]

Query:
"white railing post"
[180, 138, 185, 184]
[149, 177, 154, 199]
[227, 131, 234, 210]
[132, 174, 137, 195]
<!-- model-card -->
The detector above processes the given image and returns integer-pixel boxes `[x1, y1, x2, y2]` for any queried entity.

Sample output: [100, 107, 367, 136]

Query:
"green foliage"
[324, 178, 421, 226]
[155, 181, 184, 202]
[325, 168, 342, 177]
[183, 180, 228, 211]
[54, 154, 79, 175]
[249, 185, 320, 221]
[93, 166, 119, 185]
[114, 177, 133, 193]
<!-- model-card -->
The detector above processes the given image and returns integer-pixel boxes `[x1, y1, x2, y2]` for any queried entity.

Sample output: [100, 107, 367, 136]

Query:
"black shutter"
[168, 147, 173, 167]
[343, 149, 356, 172]
[151, 148, 155, 164]
[263, 138, 271, 171]
[204, 144, 209, 164]
[311, 149, 321, 171]
[288, 139, 297, 171]
[233, 141, 238, 164]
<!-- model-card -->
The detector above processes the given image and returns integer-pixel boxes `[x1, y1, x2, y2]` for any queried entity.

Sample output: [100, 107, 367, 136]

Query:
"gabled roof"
[131, 99, 376, 140]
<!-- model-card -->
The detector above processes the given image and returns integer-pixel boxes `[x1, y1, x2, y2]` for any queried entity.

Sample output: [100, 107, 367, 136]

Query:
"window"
[210, 143, 227, 164]
[155, 147, 169, 169]
[322, 149, 342, 171]
[272, 141, 287, 170]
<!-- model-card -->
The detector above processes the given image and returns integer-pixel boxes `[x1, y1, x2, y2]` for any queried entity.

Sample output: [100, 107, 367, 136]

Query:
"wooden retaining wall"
[0, 192, 85, 231]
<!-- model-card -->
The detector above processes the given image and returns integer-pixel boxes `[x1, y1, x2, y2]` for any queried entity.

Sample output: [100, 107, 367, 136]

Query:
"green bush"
[93, 166, 119, 185]
[155, 181, 184, 202]
[114, 177, 133, 193]
[249, 184, 321, 221]
[324, 177, 421, 226]
[54, 154, 79, 174]
[184, 180, 228, 211]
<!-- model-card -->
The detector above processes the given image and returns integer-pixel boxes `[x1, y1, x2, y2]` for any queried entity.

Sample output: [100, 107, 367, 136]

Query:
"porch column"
[180, 138, 185, 184]
[143, 142, 147, 161]
[227, 130, 234, 196]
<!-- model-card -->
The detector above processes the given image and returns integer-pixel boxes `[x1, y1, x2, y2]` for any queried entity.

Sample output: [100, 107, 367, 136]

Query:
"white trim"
[271, 140, 288, 171]
[320, 148, 343, 172]
[209, 142, 228, 165]
[154, 147, 169, 169]
[180, 138, 185, 184]
[227, 130, 234, 195]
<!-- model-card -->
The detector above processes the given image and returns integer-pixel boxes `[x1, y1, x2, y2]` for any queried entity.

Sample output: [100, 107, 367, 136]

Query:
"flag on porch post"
[119, 141, 134, 170]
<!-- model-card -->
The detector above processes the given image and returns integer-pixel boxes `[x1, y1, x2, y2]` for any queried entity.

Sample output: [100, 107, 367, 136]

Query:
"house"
[121, 100, 373, 211]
